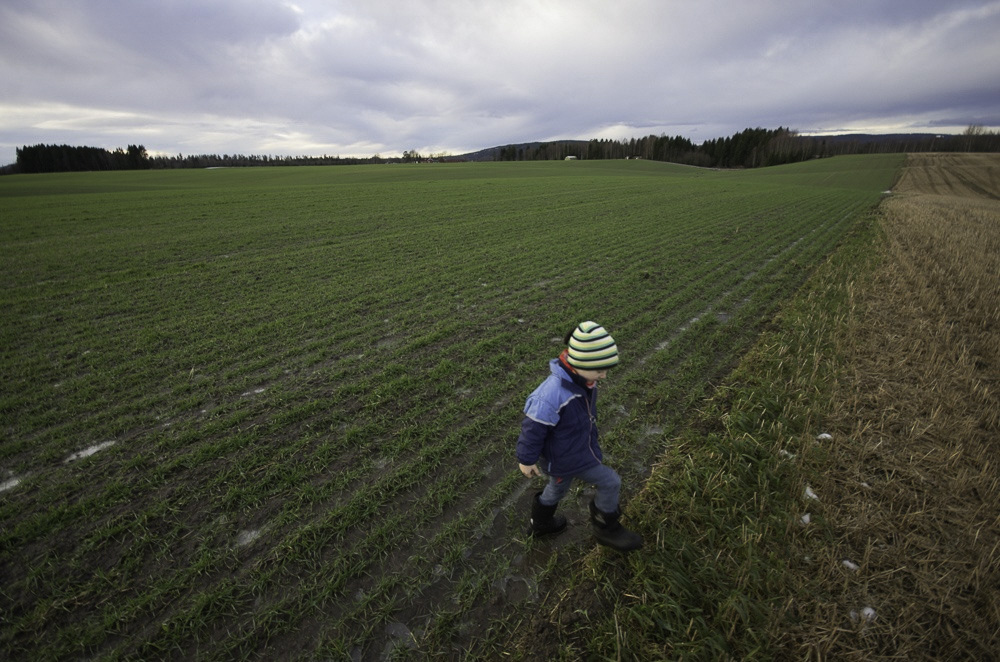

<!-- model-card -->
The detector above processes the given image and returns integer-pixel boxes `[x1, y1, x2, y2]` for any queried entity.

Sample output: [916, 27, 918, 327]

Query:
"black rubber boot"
[527, 492, 567, 537]
[589, 500, 643, 552]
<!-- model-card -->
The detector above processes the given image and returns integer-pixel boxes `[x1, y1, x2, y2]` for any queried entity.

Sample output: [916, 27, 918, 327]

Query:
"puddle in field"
[381, 621, 417, 657]
[64, 441, 116, 463]
[1, 476, 21, 492]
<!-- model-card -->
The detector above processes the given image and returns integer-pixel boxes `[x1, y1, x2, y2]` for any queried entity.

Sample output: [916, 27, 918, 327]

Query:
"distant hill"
[458, 140, 590, 162]
[804, 133, 949, 143]
[457, 133, 959, 162]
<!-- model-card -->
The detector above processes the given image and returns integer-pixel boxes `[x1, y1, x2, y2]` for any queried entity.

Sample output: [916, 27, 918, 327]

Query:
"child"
[516, 321, 643, 552]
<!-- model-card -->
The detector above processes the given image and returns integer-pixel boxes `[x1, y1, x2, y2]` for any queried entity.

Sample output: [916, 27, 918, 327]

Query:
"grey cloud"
[1, 0, 999, 164]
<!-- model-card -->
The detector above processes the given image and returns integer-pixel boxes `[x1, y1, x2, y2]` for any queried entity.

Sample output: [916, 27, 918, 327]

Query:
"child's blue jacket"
[516, 358, 603, 477]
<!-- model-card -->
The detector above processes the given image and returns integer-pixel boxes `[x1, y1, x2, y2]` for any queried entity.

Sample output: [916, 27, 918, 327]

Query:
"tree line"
[493, 134, 704, 164]
[7, 125, 999, 175]
[13, 144, 151, 174]
[493, 125, 1000, 168]
[7, 144, 413, 174]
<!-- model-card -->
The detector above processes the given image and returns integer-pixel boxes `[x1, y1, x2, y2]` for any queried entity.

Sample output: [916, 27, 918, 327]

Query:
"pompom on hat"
[565, 321, 619, 370]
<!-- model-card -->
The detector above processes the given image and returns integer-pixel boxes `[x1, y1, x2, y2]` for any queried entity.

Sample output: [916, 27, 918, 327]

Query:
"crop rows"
[0, 156, 902, 659]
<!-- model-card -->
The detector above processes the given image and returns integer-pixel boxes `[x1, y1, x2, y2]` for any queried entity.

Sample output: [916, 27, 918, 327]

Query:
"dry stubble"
[799, 154, 1000, 660]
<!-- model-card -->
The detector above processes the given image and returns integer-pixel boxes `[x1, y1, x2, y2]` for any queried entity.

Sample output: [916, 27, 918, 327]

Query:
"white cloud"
[1, 0, 999, 164]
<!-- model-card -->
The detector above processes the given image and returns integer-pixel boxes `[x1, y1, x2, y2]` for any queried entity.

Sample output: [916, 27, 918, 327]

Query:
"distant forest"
[484, 125, 1000, 167]
[7, 125, 999, 175]
[8, 144, 394, 174]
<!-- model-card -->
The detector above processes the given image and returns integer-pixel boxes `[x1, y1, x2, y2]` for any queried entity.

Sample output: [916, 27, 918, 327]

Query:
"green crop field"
[1, 155, 902, 659]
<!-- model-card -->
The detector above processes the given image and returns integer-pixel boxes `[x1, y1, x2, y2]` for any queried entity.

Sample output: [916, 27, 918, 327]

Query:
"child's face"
[576, 368, 609, 382]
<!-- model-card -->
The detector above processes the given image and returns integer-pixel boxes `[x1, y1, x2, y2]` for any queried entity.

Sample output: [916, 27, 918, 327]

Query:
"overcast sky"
[2, 0, 999, 165]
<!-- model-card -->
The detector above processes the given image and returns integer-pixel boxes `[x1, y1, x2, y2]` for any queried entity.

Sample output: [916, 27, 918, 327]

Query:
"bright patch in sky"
[1, 0, 998, 164]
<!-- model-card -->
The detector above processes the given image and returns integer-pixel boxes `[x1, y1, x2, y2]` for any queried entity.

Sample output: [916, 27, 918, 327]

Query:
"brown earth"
[780, 153, 1000, 659]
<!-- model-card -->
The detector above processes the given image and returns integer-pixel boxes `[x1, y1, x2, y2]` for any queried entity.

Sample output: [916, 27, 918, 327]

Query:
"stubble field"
[785, 153, 1000, 659]
[1, 156, 902, 659]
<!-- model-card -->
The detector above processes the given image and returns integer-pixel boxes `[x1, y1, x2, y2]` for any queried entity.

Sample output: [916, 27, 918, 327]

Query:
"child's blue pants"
[539, 463, 621, 513]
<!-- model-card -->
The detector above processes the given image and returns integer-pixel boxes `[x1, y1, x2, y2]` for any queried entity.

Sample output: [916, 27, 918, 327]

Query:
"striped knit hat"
[565, 321, 619, 370]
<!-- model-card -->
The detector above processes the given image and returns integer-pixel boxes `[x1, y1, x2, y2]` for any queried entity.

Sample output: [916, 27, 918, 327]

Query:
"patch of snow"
[236, 529, 261, 547]
[64, 441, 116, 463]
[850, 606, 877, 623]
